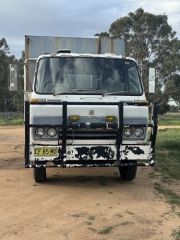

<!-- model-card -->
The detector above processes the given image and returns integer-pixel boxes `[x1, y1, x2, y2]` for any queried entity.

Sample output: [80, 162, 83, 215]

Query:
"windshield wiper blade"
[53, 89, 102, 95]
[53, 91, 72, 96]
[72, 89, 99, 92]
[103, 91, 125, 96]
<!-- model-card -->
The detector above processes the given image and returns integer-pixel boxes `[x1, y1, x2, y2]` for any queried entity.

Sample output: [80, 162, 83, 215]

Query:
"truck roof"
[37, 52, 136, 62]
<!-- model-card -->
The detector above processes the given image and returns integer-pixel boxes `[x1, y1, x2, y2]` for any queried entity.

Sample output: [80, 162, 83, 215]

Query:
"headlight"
[35, 128, 45, 137]
[135, 128, 144, 137]
[124, 127, 133, 137]
[47, 128, 57, 137]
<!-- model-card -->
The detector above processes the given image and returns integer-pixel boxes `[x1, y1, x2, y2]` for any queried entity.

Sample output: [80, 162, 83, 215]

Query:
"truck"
[21, 35, 158, 182]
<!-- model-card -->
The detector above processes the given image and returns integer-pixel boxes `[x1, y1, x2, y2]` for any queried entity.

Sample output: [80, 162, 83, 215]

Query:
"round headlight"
[35, 128, 45, 137]
[124, 127, 133, 137]
[47, 128, 57, 137]
[135, 128, 144, 137]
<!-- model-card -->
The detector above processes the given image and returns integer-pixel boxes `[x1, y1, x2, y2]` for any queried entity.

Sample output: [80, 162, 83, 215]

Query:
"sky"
[0, 0, 180, 59]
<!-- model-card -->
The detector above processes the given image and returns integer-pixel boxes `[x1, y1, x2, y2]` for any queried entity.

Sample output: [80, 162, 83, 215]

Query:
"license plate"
[34, 147, 58, 157]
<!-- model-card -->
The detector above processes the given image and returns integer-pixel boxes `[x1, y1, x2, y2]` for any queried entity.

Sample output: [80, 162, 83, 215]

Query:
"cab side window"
[128, 65, 141, 93]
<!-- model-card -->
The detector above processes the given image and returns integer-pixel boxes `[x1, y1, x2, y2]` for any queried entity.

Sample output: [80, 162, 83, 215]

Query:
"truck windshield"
[35, 57, 142, 95]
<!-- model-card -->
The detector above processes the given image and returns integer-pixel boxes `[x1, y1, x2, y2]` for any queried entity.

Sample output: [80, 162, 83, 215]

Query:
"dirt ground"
[0, 126, 179, 240]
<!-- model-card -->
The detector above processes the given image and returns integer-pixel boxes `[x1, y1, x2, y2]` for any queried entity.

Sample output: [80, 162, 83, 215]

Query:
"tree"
[0, 38, 24, 113]
[165, 74, 180, 104]
[13, 51, 24, 112]
[108, 8, 180, 111]
[109, 8, 176, 77]
[0, 38, 9, 54]
[95, 32, 110, 37]
[163, 40, 180, 105]
[0, 38, 11, 112]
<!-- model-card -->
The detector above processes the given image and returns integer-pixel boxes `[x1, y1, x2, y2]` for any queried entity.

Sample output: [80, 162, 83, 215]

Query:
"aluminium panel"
[25, 36, 126, 59]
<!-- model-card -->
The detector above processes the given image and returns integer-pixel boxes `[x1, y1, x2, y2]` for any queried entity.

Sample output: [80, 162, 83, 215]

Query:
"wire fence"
[0, 111, 24, 125]
[0, 111, 23, 118]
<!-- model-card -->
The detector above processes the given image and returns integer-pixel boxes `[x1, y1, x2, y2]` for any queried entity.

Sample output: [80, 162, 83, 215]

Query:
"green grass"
[154, 129, 180, 208]
[156, 129, 180, 180]
[176, 212, 180, 217]
[0, 117, 23, 125]
[171, 228, 180, 240]
[154, 182, 180, 206]
[158, 112, 180, 126]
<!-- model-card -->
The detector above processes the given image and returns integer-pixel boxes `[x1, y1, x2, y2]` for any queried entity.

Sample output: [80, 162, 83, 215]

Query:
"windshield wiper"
[53, 91, 73, 96]
[72, 89, 99, 92]
[103, 91, 126, 96]
[53, 89, 102, 95]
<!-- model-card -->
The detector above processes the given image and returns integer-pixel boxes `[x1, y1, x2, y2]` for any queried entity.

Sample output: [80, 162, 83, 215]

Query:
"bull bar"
[25, 101, 158, 168]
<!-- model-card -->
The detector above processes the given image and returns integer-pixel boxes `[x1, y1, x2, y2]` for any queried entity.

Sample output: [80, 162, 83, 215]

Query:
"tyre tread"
[33, 167, 46, 183]
[119, 162, 137, 181]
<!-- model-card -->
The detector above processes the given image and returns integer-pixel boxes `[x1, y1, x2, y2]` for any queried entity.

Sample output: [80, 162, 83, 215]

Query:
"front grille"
[59, 129, 117, 140]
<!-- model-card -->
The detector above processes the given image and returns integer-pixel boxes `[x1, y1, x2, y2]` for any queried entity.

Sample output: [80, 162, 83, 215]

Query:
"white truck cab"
[23, 36, 158, 182]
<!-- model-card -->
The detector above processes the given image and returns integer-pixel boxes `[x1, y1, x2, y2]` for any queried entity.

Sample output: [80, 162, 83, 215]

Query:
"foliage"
[0, 38, 24, 112]
[95, 32, 110, 37]
[169, 105, 179, 112]
[97, 8, 180, 111]
[165, 74, 180, 104]
[0, 38, 11, 111]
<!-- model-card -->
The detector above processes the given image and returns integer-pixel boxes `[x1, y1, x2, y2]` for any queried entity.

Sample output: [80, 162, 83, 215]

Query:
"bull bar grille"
[25, 101, 158, 167]
[60, 129, 117, 140]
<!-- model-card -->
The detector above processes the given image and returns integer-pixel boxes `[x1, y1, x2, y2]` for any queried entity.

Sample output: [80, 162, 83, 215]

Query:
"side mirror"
[148, 68, 156, 94]
[25, 59, 37, 92]
[9, 64, 18, 91]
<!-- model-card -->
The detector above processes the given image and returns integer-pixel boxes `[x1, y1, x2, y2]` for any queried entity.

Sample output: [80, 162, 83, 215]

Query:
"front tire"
[119, 161, 137, 181]
[33, 166, 46, 183]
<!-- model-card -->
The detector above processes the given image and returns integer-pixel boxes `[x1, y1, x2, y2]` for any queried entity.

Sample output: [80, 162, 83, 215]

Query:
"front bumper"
[29, 144, 154, 168]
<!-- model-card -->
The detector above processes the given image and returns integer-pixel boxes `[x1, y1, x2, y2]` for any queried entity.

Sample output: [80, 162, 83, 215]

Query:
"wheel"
[33, 166, 46, 183]
[119, 161, 137, 181]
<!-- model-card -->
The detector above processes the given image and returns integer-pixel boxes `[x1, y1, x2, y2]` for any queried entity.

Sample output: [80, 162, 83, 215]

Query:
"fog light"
[124, 127, 133, 137]
[105, 115, 117, 122]
[135, 128, 144, 137]
[35, 128, 45, 137]
[47, 128, 57, 137]
[69, 115, 80, 122]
